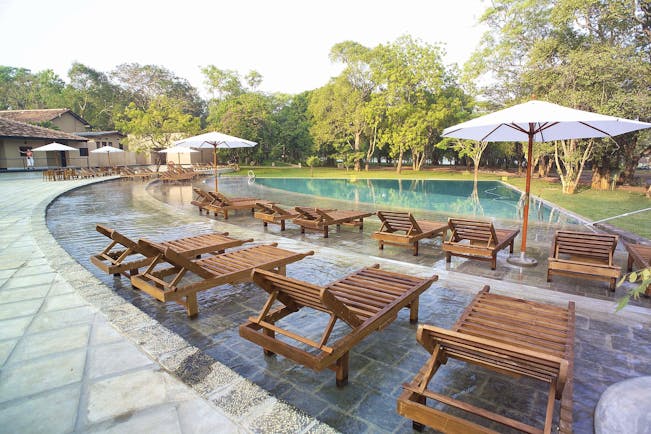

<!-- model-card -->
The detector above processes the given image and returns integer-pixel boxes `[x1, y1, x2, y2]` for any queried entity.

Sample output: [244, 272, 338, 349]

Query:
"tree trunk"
[396, 150, 404, 174]
[620, 136, 640, 185]
[537, 155, 546, 178]
[591, 162, 612, 190]
[647, 184, 651, 198]
[354, 132, 361, 172]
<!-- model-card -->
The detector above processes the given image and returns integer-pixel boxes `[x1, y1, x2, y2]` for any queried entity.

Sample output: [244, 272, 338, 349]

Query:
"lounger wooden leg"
[263, 221, 268, 227]
[609, 278, 616, 291]
[627, 254, 634, 272]
[445, 252, 451, 263]
[335, 352, 349, 387]
[223, 210, 229, 219]
[412, 394, 427, 431]
[547, 269, 552, 282]
[409, 298, 420, 323]
[301, 227, 305, 234]
[413, 242, 419, 256]
[280, 220, 285, 231]
[509, 241, 514, 253]
[379, 240, 384, 250]
[263, 327, 276, 356]
[186, 293, 199, 318]
[491, 256, 497, 270]
[323, 227, 329, 238]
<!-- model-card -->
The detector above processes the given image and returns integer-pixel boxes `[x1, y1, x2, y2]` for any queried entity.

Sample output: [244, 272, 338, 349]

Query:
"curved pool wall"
[43, 176, 646, 433]
[254, 178, 582, 225]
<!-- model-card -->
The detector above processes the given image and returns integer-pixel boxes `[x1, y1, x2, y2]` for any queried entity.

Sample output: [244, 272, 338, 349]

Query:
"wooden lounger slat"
[372, 211, 448, 256]
[398, 286, 574, 434]
[240, 266, 437, 386]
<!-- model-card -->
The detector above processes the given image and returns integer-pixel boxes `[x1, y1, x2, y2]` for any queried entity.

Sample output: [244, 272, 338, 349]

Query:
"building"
[0, 117, 88, 170]
[0, 108, 90, 134]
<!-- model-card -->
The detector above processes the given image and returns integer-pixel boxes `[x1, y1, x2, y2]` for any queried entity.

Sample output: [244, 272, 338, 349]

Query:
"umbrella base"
[507, 252, 538, 267]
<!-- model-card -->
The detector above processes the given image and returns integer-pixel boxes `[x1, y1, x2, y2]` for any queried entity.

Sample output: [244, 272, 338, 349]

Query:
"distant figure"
[25, 149, 34, 169]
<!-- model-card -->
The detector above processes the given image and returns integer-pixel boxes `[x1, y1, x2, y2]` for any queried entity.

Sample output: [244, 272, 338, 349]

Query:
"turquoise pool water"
[256, 178, 579, 224]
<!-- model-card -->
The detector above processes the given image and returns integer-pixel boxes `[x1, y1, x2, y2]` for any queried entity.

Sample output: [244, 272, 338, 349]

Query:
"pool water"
[255, 178, 580, 224]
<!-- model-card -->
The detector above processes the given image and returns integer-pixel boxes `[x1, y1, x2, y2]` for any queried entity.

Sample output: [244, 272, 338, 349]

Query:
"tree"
[115, 96, 200, 152]
[65, 63, 123, 130]
[271, 92, 314, 163]
[554, 138, 593, 194]
[0, 66, 66, 110]
[306, 155, 320, 177]
[111, 63, 204, 116]
[438, 138, 489, 184]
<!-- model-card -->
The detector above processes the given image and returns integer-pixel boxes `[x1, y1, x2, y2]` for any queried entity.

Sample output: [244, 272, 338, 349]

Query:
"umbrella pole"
[508, 127, 538, 266]
[213, 145, 219, 192]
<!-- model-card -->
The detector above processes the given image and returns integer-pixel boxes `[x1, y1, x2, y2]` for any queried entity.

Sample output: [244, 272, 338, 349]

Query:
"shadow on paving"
[45, 178, 651, 434]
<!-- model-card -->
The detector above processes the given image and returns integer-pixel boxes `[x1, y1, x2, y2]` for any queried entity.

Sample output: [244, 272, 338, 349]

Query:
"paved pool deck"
[1, 172, 651, 433]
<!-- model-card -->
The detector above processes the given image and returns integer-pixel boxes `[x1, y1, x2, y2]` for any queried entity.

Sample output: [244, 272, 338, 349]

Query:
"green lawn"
[234, 166, 650, 239]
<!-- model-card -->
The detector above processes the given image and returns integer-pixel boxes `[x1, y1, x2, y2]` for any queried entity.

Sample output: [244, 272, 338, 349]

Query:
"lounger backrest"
[137, 238, 215, 279]
[271, 204, 292, 217]
[255, 202, 274, 214]
[251, 269, 360, 327]
[295, 207, 323, 222]
[96, 224, 140, 251]
[448, 218, 497, 246]
[210, 192, 231, 205]
[553, 230, 618, 264]
[377, 211, 422, 235]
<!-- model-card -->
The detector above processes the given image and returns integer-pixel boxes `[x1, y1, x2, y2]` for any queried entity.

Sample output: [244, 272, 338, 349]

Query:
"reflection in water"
[256, 178, 579, 224]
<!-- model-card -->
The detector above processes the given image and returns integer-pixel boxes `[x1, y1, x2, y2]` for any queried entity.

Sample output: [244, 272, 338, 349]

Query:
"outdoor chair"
[398, 286, 575, 434]
[442, 218, 520, 270]
[205, 191, 271, 219]
[547, 230, 620, 290]
[240, 265, 437, 386]
[292, 207, 374, 238]
[372, 210, 448, 256]
[624, 241, 651, 295]
[131, 241, 314, 317]
[90, 224, 252, 277]
[253, 202, 299, 231]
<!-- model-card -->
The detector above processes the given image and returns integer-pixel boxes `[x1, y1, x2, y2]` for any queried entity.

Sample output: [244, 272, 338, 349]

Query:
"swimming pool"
[255, 178, 580, 224]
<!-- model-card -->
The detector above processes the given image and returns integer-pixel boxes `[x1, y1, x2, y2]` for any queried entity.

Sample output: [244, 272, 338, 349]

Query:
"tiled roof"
[0, 117, 88, 142]
[75, 131, 125, 138]
[0, 108, 90, 126]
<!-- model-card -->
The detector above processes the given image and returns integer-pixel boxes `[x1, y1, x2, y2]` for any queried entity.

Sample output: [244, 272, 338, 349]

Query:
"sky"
[0, 0, 488, 96]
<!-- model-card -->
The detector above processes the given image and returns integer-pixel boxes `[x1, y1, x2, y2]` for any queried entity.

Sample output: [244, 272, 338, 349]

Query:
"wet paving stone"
[44, 178, 651, 434]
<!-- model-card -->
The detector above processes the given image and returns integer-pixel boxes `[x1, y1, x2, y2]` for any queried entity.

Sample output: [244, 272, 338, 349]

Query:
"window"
[79, 148, 89, 157]
[102, 141, 107, 146]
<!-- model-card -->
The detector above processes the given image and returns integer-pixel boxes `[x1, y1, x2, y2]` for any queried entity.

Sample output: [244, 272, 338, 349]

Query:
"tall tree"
[115, 96, 200, 152]
[111, 63, 204, 116]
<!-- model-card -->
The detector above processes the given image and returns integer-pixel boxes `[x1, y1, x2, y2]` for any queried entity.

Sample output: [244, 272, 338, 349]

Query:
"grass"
[234, 166, 651, 239]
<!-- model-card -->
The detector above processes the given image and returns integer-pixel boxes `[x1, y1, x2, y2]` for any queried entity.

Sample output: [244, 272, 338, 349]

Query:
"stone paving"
[2, 172, 651, 433]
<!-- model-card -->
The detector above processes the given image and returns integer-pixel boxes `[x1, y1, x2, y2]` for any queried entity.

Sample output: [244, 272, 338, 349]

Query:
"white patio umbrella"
[442, 100, 651, 266]
[159, 145, 198, 165]
[90, 145, 124, 167]
[32, 142, 79, 168]
[174, 131, 257, 191]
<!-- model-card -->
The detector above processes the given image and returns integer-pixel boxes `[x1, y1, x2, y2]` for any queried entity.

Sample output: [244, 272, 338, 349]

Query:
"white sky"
[0, 0, 488, 95]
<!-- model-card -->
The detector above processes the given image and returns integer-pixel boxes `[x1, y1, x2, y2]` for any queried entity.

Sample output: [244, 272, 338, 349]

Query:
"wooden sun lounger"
[204, 191, 271, 219]
[131, 242, 314, 317]
[293, 207, 374, 238]
[398, 286, 575, 434]
[372, 210, 448, 256]
[240, 265, 437, 386]
[547, 230, 620, 290]
[624, 241, 651, 295]
[442, 218, 520, 270]
[254, 202, 299, 231]
[90, 224, 253, 277]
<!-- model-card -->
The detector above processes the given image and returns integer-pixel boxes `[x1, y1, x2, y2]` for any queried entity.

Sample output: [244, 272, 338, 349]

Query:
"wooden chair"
[398, 286, 575, 434]
[205, 191, 271, 219]
[547, 230, 620, 290]
[442, 218, 520, 270]
[131, 242, 314, 317]
[293, 207, 374, 238]
[253, 202, 299, 231]
[240, 265, 437, 386]
[90, 224, 252, 277]
[372, 211, 448, 256]
[190, 188, 218, 214]
[624, 241, 651, 295]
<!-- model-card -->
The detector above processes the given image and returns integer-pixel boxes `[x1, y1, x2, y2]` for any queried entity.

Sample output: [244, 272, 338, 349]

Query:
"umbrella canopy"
[32, 142, 78, 152]
[90, 145, 124, 167]
[32, 142, 79, 168]
[442, 100, 651, 266]
[159, 146, 198, 165]
[174, 131, 257, 191]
